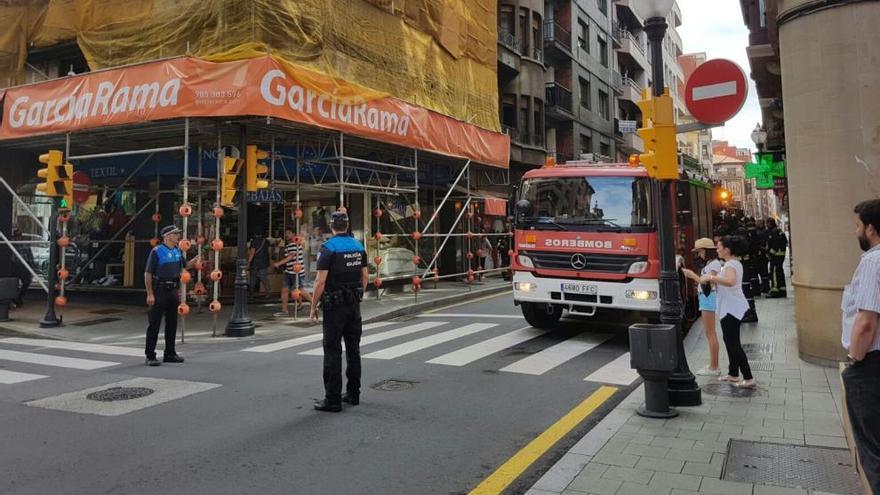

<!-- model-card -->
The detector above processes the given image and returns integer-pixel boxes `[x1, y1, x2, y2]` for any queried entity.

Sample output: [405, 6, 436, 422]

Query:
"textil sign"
[0, 56, 509, 168]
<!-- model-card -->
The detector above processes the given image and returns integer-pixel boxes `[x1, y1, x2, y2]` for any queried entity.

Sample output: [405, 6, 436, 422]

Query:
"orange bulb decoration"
[193, 283, 207, 296]
[466, 251, 474, 260]
[373, 256, 383, 265]
[179, 203, 192, 217]
[59, 213, 70, 223]
[57, 236, 70, 247]
[57, 268, 69, 280]
[151, 212, 161, 223]
[211, 239, 224, 251]
[467, 275, 474, 283]
[412, 231, 422, 241]
[210, 270, 223, 281]
[55, 295, 67, 306]
[373, 278, 383, 288]
[374, 232, 383, 241]
[194, 260, 204, 271]
[209, 300, 222, 312]
[178, 239, 192, 251]
[476, 249, 484, 257]
[412, 256, 421, 266]
[466, 231, 474, 239]
[212, 206, 224, 218]
[150, 237, 160, 247]
[433, 268, 440, 282]
[294, 208, 304, 219]
[180, 271, 192, 284]
[292, 289, 302, 302]
[177, 303, 190, 316]
[413, 210, 422, 220]
[467, 269, 475, 279]
[293, 236, 303, 245]
[373, 208, 383, 218]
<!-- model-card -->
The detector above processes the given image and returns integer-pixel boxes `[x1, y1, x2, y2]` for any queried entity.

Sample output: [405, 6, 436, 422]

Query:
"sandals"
[718, 375, 739, 383]
[735, 379, 757, 389]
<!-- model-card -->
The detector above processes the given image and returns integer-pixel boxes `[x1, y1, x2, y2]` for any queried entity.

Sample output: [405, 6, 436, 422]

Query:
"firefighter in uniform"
[766, 219, 788, 298]
[738, 223, 759, 323]
[310, 210, 368, 412]
[755, 219, 771, 295]
[144, 225, 193, 366]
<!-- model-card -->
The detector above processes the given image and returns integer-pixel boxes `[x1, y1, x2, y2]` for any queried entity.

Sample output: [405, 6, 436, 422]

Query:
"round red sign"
[73, 170, 91, 204]
[684, 59, 748, 125]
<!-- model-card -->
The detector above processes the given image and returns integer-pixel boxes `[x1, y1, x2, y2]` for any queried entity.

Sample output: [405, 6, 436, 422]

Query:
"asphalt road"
[0, 292, 640, 495]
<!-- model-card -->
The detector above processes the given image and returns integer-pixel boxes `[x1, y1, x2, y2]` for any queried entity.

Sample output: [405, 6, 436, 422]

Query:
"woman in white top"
[686, 235, 756, 389]
[682, 238, 723, 376]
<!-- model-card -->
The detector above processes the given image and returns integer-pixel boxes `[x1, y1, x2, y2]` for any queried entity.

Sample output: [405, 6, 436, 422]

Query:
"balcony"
[504, 126, 546, 150]
[543, 19, 572, 61]
[611, 70, 623, 95]
[617, 29, 649, 70]
[545, 82, 573, 121]
[620, 75, 643, 103]
[498, 28, 522, 53]
[611, 21, 624, 48]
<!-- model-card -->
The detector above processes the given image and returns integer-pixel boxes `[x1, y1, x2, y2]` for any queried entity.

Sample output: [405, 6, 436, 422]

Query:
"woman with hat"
[681, 238, 723, 376]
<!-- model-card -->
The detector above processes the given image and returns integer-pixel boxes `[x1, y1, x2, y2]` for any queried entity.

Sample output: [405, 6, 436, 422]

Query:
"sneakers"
[163, 354, 184, 363]
[313, 399, 342, 412]
[342, 393, 360, 406]
[696, 367, 722, 376]
[145, 357, 161, 367]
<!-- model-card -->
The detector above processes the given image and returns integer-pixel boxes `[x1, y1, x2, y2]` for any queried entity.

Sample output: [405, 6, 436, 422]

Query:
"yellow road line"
[469, 385, 618, 495]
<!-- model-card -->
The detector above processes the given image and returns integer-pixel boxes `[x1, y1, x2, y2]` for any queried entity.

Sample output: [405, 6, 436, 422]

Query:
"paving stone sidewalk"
[529, 294, 861, 495]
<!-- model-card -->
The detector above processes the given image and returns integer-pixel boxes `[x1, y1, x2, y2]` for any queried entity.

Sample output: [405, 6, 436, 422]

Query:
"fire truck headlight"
[515, 282, 536, 292]
[628, 261, 649, 274]
[518, 255, 534, 268]
[625, 290, 657, 300]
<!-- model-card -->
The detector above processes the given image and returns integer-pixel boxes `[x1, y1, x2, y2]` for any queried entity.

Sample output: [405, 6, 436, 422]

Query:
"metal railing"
[623, 75, 642, 94]
[620, 28, 646, 54]
[545, 82, 573, 113]
[611, 70, 623, 94]
[498, 28, 522, 53]
[543, 19, 572, 52]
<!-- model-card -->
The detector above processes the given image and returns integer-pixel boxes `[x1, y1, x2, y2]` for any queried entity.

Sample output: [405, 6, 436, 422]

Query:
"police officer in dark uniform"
[309, 210, 368, 412]
[144, 225, 192, 366]
[766, 218, 788, 298]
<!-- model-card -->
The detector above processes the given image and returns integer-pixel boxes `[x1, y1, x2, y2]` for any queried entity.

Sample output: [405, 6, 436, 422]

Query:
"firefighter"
[766, 219, 788, 298]
[737, 224, 759, 323]
[755, 219, 771, 295]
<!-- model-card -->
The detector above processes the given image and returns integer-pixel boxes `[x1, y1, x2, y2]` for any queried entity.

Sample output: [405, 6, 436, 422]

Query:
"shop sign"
[247, 189, 284, 204]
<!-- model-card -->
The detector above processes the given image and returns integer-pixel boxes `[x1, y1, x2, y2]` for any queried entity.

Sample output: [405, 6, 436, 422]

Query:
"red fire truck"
[511, 158, 717, 328]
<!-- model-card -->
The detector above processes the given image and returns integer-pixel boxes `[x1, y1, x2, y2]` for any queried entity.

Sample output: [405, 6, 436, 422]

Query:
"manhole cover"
[371, 379, 417, 391]
[86, 387, 155, 402]
[723, 440, 862, 494]
[701, 382, 762, 398]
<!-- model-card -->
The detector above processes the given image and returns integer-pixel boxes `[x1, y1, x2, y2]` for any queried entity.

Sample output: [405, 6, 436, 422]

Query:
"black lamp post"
[225, 125, 255, 337]
[636, 0, 701, 407]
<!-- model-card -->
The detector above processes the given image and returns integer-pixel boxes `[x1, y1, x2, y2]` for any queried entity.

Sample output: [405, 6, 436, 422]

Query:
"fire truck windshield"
[518, 176, 653, 232]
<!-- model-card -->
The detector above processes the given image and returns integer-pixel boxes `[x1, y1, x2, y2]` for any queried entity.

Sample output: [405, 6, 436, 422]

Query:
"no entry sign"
[684, 59, 747, 125]
[73, 170, 91, 204]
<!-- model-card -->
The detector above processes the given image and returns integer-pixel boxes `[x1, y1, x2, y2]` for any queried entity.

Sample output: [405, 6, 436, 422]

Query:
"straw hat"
[692, 238, 715, 251]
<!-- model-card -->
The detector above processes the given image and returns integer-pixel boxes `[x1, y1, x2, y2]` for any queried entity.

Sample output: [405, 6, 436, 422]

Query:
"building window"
[519, 8, 529, 53]
[598, 90, 609, 119]
[501, 94, 517, 128]
[598, 36, 608, 66]
[534, 100, 544, 147]
[520, 96, 530, 139]
[600, 140, 610, 156]
[578, 20, 588, 52]
[579, 77, 591, 110]
[758, 0, 766, 27]
[580, 134, 592, 155]
[598, 0, 607, 15]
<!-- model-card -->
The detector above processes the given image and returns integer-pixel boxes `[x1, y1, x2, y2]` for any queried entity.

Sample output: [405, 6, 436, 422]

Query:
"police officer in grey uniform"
[144, 225, 193, 366]
[309, 210, 368, 412]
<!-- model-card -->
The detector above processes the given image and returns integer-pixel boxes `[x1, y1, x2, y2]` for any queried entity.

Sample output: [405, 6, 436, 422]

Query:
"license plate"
[561, 283, 597, 295]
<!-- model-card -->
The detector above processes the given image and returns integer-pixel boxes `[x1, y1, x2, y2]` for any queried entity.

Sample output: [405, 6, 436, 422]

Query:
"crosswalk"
[246, 319, 641, 385]
[0, 337, 136, 385]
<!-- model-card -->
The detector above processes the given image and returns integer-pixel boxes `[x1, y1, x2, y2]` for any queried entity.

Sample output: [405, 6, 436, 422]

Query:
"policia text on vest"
[144, 225, 196, 366]
[309, 211, 369, 412]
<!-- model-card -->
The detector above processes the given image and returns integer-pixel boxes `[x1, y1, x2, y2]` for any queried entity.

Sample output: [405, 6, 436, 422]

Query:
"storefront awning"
[0, 56, 509, 169]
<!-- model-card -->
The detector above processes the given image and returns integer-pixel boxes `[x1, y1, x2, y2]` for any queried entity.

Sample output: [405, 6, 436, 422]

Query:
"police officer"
[766, 219, 788, 298]
[144, 225, 192, 366]
[309, 210, 368, 412]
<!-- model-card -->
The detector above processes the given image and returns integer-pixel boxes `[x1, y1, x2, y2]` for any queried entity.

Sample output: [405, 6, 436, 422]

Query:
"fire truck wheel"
[521, 302, 562, 329]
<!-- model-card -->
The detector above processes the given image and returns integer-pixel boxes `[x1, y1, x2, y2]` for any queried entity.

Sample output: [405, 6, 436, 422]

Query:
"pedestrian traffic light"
[221, 156, 244, 207]
[36, 150, 73, 206]
[245, 145, 270, 192]
[637, 88, 678, 179]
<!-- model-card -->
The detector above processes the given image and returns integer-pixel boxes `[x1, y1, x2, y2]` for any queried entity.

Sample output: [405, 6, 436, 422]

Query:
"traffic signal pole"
[225, 125, 255, 337]
[644, 16, 701, 407]
[39, 200, 60, 328]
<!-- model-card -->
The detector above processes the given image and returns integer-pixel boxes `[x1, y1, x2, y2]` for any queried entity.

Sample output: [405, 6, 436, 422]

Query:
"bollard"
[629, 323, 679, 418]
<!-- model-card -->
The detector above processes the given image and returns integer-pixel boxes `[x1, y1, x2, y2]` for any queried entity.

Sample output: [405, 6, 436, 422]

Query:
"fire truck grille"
[525, 251, 646, 274]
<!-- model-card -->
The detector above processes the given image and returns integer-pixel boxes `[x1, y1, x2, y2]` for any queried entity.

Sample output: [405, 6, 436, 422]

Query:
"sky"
[677, 0, 762, 152]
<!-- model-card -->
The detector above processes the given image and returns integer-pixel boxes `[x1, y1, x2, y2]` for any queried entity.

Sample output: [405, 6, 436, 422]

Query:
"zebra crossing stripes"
[299, 321, 447, 356]
[499, 333, 613, 376]
[583, 353, 639, 385]
[243, 321, 397, 353]
[0, 369, 48, 384]
[426, 326, 542, 366]
[0, 338, 144, 357]
[0, 349, 120, 370]
[363, 323, 497, 360]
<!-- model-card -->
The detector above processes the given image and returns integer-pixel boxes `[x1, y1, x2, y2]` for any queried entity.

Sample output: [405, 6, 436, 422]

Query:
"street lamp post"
[751, 123, 767, 154]
[637, 0, 701, 407]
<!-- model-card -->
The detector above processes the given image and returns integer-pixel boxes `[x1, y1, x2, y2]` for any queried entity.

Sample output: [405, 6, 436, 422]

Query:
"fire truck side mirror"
[515, 199, 532, 215]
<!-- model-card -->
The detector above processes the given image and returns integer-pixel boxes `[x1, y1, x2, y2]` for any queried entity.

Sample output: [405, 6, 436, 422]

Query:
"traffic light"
[636, 88, 678, 180]
[221, 156, 244, 207]
[245, 145, 270, 192]
[36, 150, 73, 207]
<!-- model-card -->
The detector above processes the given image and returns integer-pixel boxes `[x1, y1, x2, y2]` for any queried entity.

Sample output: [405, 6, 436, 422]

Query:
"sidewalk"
[0, 278, 509, 344]
[529, 294, 864, 495]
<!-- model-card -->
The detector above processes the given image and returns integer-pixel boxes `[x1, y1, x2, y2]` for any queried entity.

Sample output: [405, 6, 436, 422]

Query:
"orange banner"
[0, 56, 509, 168]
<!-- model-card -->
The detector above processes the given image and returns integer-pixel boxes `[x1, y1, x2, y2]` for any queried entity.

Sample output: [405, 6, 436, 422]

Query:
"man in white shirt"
[841, 199, 880, 493]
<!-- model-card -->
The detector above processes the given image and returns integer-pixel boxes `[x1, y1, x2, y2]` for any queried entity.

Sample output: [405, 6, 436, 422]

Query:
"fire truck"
[511, 157, 718, 328]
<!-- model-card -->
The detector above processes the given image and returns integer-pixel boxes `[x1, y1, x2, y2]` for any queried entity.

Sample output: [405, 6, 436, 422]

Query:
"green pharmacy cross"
[745, 153, 785, 189]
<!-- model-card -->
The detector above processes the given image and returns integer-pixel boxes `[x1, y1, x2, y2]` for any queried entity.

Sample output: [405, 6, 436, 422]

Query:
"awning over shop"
[0, 56, 509, 169]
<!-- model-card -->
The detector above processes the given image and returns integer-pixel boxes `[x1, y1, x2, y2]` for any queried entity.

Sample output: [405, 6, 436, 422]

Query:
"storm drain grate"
[723, 440, 862, 494]
[749, 361, 775, 371]
[89, 308, 126, 315]
[701, 382, 763, 398]
[86, 387, 155, 402]
[72, 317, 122, 327]
[371, 379, 417, 392]
[742, 343, 773, 353]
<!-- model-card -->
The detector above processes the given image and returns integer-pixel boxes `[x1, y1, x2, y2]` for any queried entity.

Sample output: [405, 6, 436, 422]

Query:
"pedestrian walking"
[682, 238, 723, 376]
[273, 228, 312, 316]
[144, 225, 193, 366]
[840, 199, 880, 493]
[10, 229, 33, 308]
[309, 210, 368, 412]
[248, 232, 271, 297]
[695, 236, 756, 389]
[766, 219, 788, 298]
